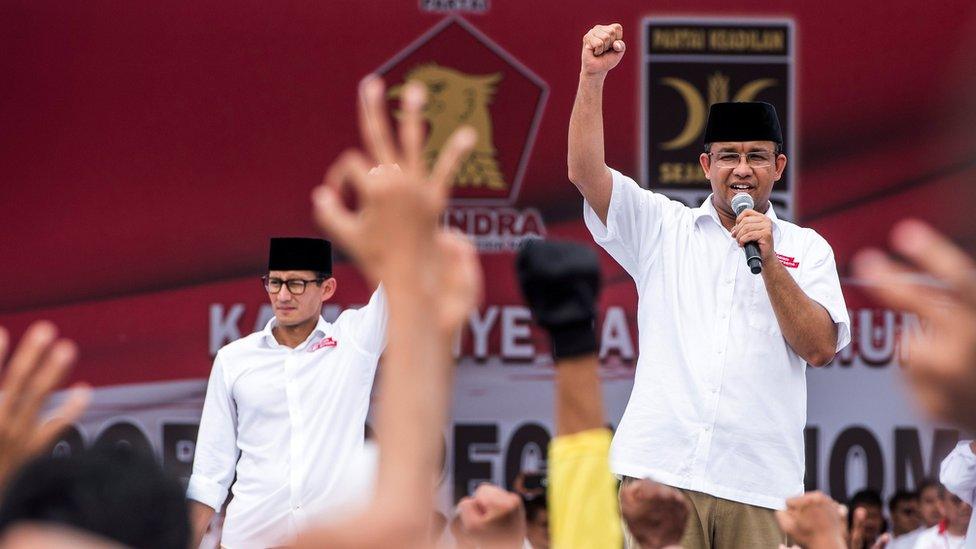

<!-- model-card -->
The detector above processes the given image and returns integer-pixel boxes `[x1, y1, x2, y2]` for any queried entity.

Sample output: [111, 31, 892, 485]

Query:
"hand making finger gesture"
[300, 76, 482, 549]
[312, 76, 480, 333]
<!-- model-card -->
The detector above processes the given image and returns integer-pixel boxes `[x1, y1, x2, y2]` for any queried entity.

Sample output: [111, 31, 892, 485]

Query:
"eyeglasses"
[262, 276, 323, 295]
[709, 152, 776, 168]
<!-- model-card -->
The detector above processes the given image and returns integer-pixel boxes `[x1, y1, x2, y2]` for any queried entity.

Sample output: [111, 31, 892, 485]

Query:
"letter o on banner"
[504, 423, 551, 490]
[829, 426, 885, 501]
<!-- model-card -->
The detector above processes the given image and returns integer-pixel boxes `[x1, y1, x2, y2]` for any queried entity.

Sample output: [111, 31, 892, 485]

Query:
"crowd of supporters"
[0, 76, 973, 549]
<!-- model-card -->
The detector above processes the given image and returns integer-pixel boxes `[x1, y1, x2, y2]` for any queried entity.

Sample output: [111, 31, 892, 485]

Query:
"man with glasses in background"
[570, 23, 850, 547]
[187, 236, 387, 548]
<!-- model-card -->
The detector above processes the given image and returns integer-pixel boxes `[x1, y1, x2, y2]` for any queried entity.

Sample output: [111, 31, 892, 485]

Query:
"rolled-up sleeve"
[187, 354, 239, 511]
[583, 168, 678, 280]
[799, 230, 851, 352]
[343, 284, 388, 358]
[940, 440, 976, 505]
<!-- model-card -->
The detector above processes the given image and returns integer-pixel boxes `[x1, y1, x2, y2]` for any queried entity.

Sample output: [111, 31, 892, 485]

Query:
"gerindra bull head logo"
[377, 17, 549, 251]
[390, 63, 505, 191]
[377, 16, 547, 205]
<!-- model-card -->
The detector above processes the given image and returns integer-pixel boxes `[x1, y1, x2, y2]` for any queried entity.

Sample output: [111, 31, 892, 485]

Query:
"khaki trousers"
[620, 478, 786, 549]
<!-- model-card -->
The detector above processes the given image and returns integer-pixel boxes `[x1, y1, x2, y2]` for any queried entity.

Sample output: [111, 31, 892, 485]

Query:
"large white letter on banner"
[470, 307, 500, 359]
[600, 306, 635, 360]
[209, 303, 244, 355]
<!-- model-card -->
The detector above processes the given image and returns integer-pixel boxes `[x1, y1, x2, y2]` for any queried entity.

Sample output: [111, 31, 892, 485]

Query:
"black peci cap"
[703, 101, 783, 146]
[268, 237, 332, 275]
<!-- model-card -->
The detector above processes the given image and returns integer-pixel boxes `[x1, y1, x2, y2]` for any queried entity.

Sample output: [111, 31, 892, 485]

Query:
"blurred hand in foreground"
[619, 479, 689, 549]
[0, 321, 90, 493]
[853, 219, 976, 430]
[456, 484, 527, 549]
[775, 491, 846, 549]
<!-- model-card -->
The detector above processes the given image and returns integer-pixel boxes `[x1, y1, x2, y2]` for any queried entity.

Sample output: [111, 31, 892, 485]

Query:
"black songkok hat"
[268, 237, 332, 275]
[703, 101, 783, 145]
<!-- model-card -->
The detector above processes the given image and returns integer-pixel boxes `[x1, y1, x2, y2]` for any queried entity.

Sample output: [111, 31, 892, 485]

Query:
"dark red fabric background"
[2, 1, 975, 386]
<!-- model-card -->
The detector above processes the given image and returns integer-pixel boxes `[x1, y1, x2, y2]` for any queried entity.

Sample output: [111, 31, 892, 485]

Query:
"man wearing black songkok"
[187, 236, 387, 547]
[567, 23, 851, 547]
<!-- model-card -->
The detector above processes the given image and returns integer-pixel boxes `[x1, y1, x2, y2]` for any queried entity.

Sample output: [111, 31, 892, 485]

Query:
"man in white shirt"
[569, 23, 850, 547]
[887, 490, 925, 549]
[915, 440, 976, 549]
[920, 479, 947, 529]
[187, 237, 387, 548]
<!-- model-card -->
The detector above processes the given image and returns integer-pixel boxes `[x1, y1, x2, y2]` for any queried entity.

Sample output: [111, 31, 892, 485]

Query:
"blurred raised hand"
[619, 479, 689, 549]
[853, 219, 976, 430]
[455, 484, 527, 549]
[298, 76, 480, 548]
[312, 77, 479, 334]
[0, 321, 91, 493]
[775, 491, 846, 549]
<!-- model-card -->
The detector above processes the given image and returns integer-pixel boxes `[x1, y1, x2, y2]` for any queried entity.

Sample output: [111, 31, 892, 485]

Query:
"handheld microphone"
[731, 193, 762, 275]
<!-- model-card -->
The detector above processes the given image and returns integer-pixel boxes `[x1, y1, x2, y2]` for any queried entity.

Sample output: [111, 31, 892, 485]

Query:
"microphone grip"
[744, 241, 762, 274]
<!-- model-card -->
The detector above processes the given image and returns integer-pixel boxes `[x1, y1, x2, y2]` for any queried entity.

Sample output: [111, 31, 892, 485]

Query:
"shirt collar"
[261, 314, 330, 350]
[693, 194, 783, 238]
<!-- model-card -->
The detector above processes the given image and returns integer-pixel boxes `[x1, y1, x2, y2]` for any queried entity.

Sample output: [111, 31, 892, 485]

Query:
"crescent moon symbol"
[733, 78, 777, 102]
[659, 77, 706, 151]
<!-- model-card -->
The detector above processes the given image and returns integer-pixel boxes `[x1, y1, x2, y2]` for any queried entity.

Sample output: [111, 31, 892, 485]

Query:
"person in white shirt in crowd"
[919, 479, 947, 529]
[887, 490, 925, 549]
[921, 440, 976, 549]
[569, 22, 850, 547]
[187, 236, 387, 548]
[912, 452, 973, 549]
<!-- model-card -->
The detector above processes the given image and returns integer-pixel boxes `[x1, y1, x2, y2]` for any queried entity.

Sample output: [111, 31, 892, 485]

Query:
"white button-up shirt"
[939, 440, 976, 549]
[187, 287, 387, 548]
[584, 169, 850, 509]
[912, 526, 967, 549]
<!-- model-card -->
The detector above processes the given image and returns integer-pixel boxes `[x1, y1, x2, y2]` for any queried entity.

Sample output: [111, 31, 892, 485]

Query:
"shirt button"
[711, 387, 718, 394]
[720, 312, 727, 319]
[717, 349, 723, 355]
[704, 425, 711, 432]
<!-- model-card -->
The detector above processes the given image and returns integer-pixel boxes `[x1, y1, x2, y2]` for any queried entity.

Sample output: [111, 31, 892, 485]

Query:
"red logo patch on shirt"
[309, 337, 337, 352]
[776, 253, 799, 269]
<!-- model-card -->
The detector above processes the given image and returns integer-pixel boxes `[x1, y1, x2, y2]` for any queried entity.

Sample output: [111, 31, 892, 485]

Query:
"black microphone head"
[731, 193, 754, 216]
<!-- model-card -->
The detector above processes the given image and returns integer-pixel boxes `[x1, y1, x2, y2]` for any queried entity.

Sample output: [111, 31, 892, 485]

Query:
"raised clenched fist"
[581, 23, 626, 77]
[620, 479, 689, 549]
[775, 491, 847, 549]
[455, 484, 526, 549]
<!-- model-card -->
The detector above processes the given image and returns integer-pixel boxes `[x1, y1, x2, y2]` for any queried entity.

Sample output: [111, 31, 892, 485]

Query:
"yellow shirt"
[548, 428, 622, 548]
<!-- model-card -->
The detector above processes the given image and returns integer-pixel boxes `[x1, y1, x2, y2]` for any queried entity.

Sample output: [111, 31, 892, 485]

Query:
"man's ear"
[699, 152, 711, 178]
[320, 278, 337, 303]
[773, 153, 787, 182]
